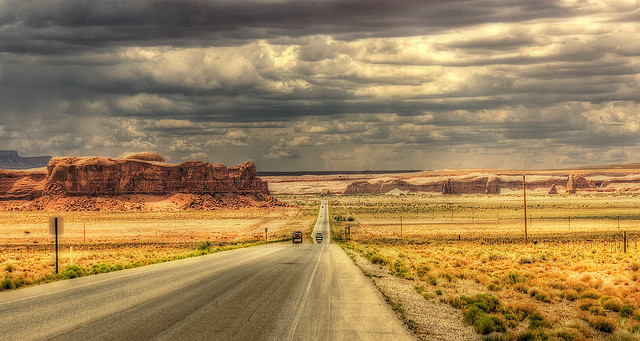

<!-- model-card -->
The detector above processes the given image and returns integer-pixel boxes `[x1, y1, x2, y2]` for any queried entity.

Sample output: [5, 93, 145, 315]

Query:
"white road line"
[287, 245, 324, 341]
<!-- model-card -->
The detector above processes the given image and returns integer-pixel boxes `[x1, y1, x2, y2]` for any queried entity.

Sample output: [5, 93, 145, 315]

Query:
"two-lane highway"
[0, 201, 413, 340]
[311, 200, 330, 244]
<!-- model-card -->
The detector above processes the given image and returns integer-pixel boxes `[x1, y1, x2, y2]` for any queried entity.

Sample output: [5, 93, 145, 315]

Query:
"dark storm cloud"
[0, 0, 573, 53]
[2, 0, 640, 170]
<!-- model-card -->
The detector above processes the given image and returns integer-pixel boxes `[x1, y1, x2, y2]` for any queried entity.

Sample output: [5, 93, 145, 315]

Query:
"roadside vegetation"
[329, 193, 640, 340]
[0, 203, 317, 291]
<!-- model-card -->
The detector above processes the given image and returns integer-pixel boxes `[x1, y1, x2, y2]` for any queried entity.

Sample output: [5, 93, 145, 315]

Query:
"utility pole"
[523, 174, 528, 244]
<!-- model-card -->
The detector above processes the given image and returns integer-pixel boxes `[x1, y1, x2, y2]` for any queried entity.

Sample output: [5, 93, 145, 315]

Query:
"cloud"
[263, 150, 300, 160]
[1, 0, 640, 170]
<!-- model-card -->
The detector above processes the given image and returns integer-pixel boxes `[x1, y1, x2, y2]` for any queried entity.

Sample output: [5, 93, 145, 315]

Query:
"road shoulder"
[341, 247, 480, 341]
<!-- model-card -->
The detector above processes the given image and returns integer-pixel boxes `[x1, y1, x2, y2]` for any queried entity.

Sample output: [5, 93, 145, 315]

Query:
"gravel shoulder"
[343, 247, 480, 341]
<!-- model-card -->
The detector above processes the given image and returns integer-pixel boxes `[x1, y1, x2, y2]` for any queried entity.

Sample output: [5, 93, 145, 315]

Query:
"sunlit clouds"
[1, 0, 639, 170]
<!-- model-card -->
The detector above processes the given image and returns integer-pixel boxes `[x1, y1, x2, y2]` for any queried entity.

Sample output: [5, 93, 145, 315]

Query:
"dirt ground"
[0, 205, 317, 288]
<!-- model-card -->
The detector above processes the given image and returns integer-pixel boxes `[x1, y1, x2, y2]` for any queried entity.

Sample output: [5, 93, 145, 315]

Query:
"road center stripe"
[287, 245, 324, 341]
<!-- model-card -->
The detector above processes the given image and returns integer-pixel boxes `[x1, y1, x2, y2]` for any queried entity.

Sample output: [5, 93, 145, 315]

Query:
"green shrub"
[435, 289, 443, 296]
[451, 296, 467, 309]
[369, 253, 388, 265]
[427, 276, 438, 286]
[553, 327, 582, 341]
[61, 265, 85, 279]
[1, 277, 14, 290]
[5, 263, 14, 273]
[562, 289, 579, 301]
[589, 305, 607, 316]
[514, 302, 538, 321]
[474, 315, 505, 335]
[528, 287, 551, 303]
[440, 272, 453, 282]
[535, 291, 551, 303]
[196, 240, 211, 251]
[528, 312, 552, 329]
[579, 298, 599, 311]
[505, 314, 518, 328]
[619, 305, 634, 318]
[516, 331, 536, 341]
[603, 297, 623, 312]
[464, 305, 485, 325]
[392, 260, 412, 279]
[513, 283, 529, 293]
[590, 316, 616, 333]
[487, 282, 502, 291]
[506, 272, 526, 285]
[519, 255, 535, 264]
[581, 289, 601, 299]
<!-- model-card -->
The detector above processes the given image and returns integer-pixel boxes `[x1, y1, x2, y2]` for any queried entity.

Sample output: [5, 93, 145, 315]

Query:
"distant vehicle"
[292, 231, 303, 244]
[315, 232, 323, 243]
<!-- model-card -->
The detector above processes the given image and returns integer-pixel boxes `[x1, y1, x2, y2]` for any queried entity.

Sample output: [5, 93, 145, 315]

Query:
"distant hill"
[0, 150, 51, 170]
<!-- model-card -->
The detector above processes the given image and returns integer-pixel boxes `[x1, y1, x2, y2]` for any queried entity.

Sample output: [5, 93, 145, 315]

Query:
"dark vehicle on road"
[315, 232, 323, 243]
[292, 230, 303, 244]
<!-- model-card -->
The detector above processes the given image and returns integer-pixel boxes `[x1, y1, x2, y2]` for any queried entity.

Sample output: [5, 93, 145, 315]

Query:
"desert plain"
[5, 165, 640, 340]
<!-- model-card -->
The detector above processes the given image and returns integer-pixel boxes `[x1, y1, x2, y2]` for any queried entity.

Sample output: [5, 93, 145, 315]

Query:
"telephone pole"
[523, 174, 528, 244]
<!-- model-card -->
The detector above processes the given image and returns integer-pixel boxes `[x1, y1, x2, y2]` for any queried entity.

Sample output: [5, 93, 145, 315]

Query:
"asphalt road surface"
[0, 201, 413, 340]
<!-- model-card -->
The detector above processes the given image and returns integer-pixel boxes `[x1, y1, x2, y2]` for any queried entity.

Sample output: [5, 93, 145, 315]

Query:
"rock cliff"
[566, 174, 596, 194]
[343, 174, 567, 195]
[0, 153, 277, 210]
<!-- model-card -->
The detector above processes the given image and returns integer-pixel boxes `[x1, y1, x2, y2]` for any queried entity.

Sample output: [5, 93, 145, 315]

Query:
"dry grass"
[0, 203, 318, 290]
[328, 193, 640, 339]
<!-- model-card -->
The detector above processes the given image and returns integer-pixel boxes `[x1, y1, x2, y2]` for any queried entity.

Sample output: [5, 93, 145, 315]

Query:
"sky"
[1, 0, 640, 171]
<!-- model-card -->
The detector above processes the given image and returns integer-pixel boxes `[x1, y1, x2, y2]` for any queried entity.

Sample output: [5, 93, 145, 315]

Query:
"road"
[0, 200, 413, 340]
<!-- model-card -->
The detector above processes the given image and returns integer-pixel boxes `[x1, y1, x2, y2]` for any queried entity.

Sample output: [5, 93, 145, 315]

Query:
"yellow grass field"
[0, 202, 318, 290]
[327, 193, 640, 340]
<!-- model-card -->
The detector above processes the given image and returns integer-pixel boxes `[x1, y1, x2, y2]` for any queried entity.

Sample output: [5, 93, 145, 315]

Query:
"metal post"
[624, 232, 627, 253]
[265, 228, 268, 242]
[55, 217, 59, 274]
[523, 175, 528, 244]
[400, 216, 403, 238]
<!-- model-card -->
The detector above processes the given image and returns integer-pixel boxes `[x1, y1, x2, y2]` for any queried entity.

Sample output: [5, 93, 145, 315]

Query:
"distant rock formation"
[0, 150, 51, 170]
[343, 179, 415, 194]
[548, 184, 558, 194]
[566, 174, 596, 194]
[485, 177, 500, 194]
[0, 153, 278, 210]
[441, 179, 454, 194]
[343, 174, 567, 195]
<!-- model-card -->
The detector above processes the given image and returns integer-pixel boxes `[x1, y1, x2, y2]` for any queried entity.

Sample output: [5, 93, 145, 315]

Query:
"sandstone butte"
[341, 171, 640, 195]
[0, 152, 279, 210]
